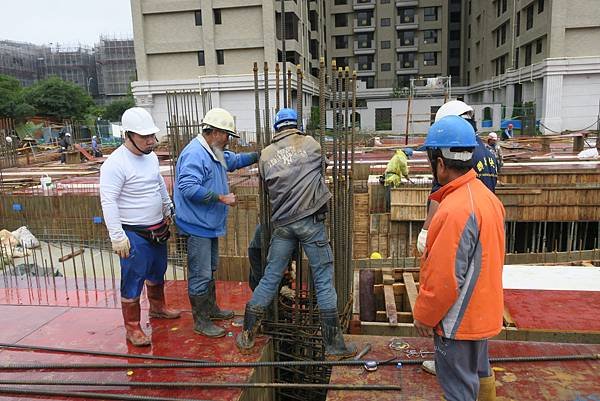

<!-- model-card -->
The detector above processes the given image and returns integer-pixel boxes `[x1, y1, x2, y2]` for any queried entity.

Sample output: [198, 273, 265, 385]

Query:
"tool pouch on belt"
[123, 221, 171, 245]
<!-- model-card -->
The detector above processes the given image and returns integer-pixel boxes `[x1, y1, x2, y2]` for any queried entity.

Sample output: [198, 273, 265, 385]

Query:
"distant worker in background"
[414, 115, 505, 401]
[91, 135, 103, 157]
[236, 108, 356, 360]
[502, 123, 514, 140]
[418, 100, 498, 255]
[174, 107, 258, 338]
[485, 132, 503, 172]
[100, 107, 180, 347]
[381, 147, 413, 211]
[58, 132, 72, 164]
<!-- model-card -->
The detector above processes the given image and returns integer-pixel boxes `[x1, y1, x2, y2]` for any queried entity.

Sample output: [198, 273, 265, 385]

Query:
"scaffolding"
[95, 36, 136, 101]
[0, 40, 44, 87]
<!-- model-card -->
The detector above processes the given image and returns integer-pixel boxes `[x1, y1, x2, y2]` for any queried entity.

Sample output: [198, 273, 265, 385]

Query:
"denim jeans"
[249, 215, 337, 310]
[187, 235, 219, 296]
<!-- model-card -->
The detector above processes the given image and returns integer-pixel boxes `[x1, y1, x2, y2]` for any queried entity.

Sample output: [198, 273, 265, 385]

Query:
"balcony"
[396, 15, 418, 30]
[354, 62, 375, 75]
[396, 61, 418, 74]
[353, 0, 375, 10]
[353, 18, 375, 32]
[353, 40, 376, 55]
[396, 0, 418, 6]
[396, 42, 418, 53]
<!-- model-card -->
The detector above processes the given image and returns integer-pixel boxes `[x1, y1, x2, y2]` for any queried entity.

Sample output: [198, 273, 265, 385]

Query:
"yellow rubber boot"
[478, 372, 496, 401]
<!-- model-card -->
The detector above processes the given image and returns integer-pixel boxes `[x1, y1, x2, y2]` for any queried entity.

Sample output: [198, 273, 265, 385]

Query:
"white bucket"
[40, 174, 53, 192]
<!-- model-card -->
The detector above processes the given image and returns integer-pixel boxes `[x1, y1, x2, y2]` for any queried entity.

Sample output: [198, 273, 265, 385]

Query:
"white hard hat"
[92, 135, 97, 139]
[488, 132, 498, 140]
[65, 132, 71, 137]
[5, 136, 12, 143]
[121, 107, 159, 136]
[202, 108, 239, 138]
[435, 100, 474, 122]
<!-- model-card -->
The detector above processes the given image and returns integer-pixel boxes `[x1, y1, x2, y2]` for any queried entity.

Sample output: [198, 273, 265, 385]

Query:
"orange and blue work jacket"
[414, 169, 506, 340]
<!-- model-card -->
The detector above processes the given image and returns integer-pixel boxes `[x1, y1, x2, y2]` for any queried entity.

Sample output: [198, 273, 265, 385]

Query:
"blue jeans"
[120, 230, 167, 299]
[249, 215, 337, 310]
[187, 235, 219, 296]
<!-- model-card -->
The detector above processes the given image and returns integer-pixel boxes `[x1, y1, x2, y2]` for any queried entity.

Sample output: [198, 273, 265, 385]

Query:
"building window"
[213, 9, 222, 24]
[516, 11, 520, 36]
[450, 11, 460, 23]
[360, 76, 375, 89]
[357, 55, 374, 70]
[423, 7, 438, 21]
[496, 0, 507, 17]
[381, 0, 390, 3]
[381, 17, 391, 27]
[423, 52, 437, 66]
[423, 30, 438, 44]
[467, 47, 471, 62]
[449, 30, 460, 40]
[397, 30, 415, 46]
[334, 0, 347, 4]
[335, 57, 348, 67]
[468, 1, 472, 15]
[375, 108, 392, 130]
[335, 13, 348, 27]
[468, 24, 471, 39]
[381, 63, 391, 71]
[398, 52, 415, 68]
[538, 0, 544, 13]
[381, 40, 391, 49]
[525, 43, 532, 65]
[515, 47, 519, 68]
[496, 23, 507, 47]
[194, 10, 202, 26]
[197, 51, 205, 66]
[398, 7, 415, 24]
[536, 38, 543, 54]
[216, 50, 224, 65]
[356, 33, 374, 48]
[526, 4, 534, 30]
[335, 35, 348, 49]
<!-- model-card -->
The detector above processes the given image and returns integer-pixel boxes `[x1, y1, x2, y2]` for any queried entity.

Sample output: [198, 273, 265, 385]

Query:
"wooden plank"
[384, 285, 398, 324]
[353, 270, 360, 315]
[403, 272, 418, 313]
[376, 311, 413, 323]
[58, 249, 84, 263]
[503, 306, 516, 327]
[382, 272, 394, 285]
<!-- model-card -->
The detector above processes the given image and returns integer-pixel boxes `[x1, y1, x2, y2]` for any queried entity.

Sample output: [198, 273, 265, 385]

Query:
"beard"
[210, 144, 227, 166]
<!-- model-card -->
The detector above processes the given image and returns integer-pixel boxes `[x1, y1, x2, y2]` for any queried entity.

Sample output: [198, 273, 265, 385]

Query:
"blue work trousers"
[187, 235, 219, 296]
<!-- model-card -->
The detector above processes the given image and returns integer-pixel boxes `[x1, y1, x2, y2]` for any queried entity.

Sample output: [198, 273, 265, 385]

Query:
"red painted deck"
[504, 289, 600, 332]
[0, 281, 263, 401]
[327, 335, 600, 401]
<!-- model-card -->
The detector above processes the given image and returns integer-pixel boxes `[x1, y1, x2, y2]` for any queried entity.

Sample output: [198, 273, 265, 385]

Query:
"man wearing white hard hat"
[485, 132, 503, 172]
[100, 107, 180, 347]
[174, 107, 258, 338]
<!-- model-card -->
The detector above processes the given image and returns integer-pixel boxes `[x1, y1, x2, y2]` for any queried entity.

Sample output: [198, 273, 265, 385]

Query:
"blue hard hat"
[423, 115, 477, 149]
[403, 147, 414, 158]
[273, 108, 298, 131]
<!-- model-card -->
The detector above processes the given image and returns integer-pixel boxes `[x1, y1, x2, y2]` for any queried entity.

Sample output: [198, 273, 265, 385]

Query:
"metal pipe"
[0, 343, 209, 363]
[0, 379, 403, 391]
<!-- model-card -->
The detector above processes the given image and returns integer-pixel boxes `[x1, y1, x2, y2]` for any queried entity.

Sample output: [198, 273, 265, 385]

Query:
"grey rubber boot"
[320, 308, 357, 360]
[189, 293, 225, 338]
[236, 303, 266, 354]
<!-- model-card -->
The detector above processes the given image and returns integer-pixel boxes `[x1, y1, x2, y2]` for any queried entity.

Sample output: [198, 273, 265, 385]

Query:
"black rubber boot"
[208, 280, 234, 320]
[320, 308, 357, 360]
[189, 293, 225, 338]
[235, 303, 265, 354]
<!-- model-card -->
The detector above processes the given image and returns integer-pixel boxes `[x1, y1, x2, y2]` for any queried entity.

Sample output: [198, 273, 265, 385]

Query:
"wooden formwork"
[501, 169, 600, 186]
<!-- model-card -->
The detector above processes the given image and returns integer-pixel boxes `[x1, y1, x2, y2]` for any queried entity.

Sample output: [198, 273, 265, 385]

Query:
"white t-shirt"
[100, 145, 171, 241]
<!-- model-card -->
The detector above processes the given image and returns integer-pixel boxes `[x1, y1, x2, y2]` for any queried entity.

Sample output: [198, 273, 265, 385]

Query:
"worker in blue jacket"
[174, 107, 258, 338]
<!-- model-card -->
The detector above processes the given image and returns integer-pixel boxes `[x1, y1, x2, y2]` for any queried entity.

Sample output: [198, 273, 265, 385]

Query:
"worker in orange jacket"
[414, 115, 505, 401]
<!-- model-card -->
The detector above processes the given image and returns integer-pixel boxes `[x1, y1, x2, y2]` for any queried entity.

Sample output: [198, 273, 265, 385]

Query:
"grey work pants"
[434, 333, 491, 401]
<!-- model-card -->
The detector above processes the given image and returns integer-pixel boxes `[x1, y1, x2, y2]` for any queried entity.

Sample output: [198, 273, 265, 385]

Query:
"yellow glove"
[112, 237, 131, 259]
[417, 228, 428, 254]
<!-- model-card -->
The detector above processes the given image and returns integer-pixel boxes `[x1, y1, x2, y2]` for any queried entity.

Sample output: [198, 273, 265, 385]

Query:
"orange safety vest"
[414, 169, 506, 340]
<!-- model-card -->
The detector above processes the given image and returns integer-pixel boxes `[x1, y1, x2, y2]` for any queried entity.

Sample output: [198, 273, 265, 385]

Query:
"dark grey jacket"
[259, 128, 331, 227]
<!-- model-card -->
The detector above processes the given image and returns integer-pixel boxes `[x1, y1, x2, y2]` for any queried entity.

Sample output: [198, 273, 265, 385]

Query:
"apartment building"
[130, 0, 327, 135]
[328, 0, 462, 95]
[465, 0, 600, 133]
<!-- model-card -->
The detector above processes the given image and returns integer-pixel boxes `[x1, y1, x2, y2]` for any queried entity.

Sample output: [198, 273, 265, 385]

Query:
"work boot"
[236, 303, 266, 354]
[208, 280, 234, 320]
[146, 282, 181, 319]
[189, 293, 225, 337]
[422, 360, 436, 375]
[121, 299, 151, 347]
[319, 308, 357, 360]
[478, 372, 497, 401]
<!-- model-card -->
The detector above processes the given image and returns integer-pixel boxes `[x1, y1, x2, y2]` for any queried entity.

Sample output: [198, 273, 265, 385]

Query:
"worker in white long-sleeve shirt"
[99, 107, 180, 347]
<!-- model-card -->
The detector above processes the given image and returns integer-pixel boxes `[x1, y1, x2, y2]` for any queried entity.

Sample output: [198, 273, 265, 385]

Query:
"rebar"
[0, 387, 211, 401]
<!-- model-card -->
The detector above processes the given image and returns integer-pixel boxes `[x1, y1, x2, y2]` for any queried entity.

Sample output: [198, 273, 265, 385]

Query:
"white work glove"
[112, 237, 131, 259]
[417, 228, 428, 254]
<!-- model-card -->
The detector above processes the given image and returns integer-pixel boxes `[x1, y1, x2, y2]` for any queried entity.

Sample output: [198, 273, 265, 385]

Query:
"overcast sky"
[0, 0, 133, 47]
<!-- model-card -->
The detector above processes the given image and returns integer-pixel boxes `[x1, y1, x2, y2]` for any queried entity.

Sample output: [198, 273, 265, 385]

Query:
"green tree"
[23, 76, 94, 120]
[103, 97, 135, 122]
[0, 74, 35, 121]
